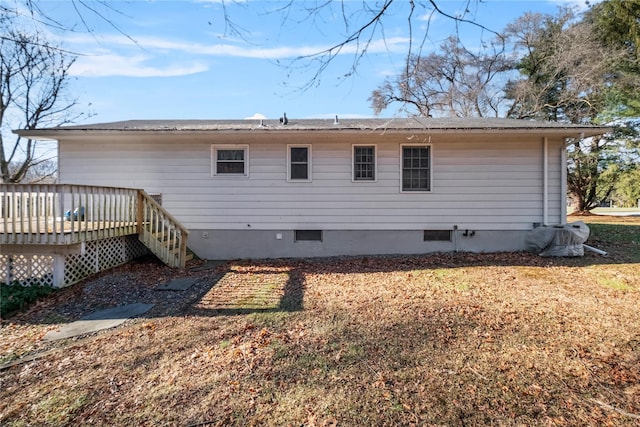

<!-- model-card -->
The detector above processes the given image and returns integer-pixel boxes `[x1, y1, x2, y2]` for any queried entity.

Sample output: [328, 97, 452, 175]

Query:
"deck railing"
[0, 184, 189, 268]
[1, 184, 138, 245]
[138, 190, 189, 268]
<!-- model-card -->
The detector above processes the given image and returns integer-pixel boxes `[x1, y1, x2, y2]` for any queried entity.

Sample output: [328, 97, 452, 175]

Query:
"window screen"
[354, 146, 375, 181]
[402, 146, 431, 191]
[215, 148, 246, 175]
[289, 146, 310, 180]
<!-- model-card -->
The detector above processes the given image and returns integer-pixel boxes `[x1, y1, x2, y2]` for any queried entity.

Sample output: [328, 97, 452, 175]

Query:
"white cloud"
[62, 31, 409, 78]
[64, 33, 409, 60]
[418, 10, 439, 22]
[377, 69, 397, 78]
[71, 54, 208, 77]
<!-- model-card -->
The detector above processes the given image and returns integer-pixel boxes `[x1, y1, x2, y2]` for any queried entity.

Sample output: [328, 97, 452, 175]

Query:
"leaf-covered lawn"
[1, 216, 639, 426]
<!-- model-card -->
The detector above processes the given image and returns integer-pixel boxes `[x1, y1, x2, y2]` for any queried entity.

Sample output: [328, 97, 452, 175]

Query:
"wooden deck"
[0, 219, 138, 244]
[1, 184, 190, 288]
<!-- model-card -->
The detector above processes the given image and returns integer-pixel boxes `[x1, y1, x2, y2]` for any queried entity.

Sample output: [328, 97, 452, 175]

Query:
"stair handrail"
[137, 190, 190, 268]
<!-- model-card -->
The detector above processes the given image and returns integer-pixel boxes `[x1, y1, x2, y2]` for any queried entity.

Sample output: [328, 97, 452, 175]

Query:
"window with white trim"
[287, 145, 311, 181]
[401, 145, 431, 191]
[212, 145, 248, 176]
[353, 145, 376, 181]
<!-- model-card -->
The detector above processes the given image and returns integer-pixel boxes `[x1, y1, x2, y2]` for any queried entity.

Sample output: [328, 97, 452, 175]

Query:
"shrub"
[1, 282, 56, 318]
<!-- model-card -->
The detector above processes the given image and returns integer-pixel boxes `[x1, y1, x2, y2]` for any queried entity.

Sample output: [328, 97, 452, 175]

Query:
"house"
[15, 117, 609, 260]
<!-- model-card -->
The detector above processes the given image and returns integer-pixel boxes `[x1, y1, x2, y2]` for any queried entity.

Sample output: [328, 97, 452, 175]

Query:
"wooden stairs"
[137, 190, 191, 268]
[0, 184, 195, 287]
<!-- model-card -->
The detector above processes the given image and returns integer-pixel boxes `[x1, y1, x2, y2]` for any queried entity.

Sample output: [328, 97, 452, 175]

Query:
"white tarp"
[525, 221, 590, 257]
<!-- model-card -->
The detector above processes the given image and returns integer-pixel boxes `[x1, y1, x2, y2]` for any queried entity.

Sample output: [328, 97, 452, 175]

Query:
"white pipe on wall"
[543, 137, 549, 226]
[560, 142, 568, 223]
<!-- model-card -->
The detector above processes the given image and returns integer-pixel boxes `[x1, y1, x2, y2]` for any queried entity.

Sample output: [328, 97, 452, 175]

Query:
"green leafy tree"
[567, 120, 640, 212]
[503, 8, 621, 123]
[566, 138, 620, 212]
[614, 166, 640, 207]
[584, 0, 640, 118]
[504, 5, 640, 213]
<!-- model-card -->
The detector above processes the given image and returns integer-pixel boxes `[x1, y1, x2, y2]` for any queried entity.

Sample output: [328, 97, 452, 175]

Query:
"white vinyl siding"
[58, 133, 563, 231]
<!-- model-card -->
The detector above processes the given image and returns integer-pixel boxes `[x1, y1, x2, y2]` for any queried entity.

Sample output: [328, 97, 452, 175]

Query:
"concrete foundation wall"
[188, 229, 529, 260]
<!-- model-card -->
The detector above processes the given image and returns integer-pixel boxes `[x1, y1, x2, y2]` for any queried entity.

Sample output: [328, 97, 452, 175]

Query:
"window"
[423, 230, 452, 242]
[149, 194, 162, 206]
[295, 230, 322, 241]
[353, 145, 376, 181]
[401, 145, 431, 191]
[288, 145, 311, 181]
[212, 145, 248, 176]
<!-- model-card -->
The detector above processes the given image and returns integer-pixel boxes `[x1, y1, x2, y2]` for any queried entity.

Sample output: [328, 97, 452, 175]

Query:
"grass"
[598, 277, 634, 291]
[32, 391, 88, 425]
[1, 215, 639, 426]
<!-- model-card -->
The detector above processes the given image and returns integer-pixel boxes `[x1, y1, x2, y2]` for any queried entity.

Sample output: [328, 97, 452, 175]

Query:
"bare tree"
[212, 1, 499, 89]
[503, 7, 640, 213]
[1, 0, 133, 47]
[369, 36, 514, 117]
[8, 158, 57, 183]
[0, 29, 81, 183]
[503, 9, 624, 123]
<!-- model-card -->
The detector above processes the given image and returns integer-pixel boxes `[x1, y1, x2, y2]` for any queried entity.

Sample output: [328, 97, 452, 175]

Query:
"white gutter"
[13, 126, 613, 140]
[543, 137, 549, 225]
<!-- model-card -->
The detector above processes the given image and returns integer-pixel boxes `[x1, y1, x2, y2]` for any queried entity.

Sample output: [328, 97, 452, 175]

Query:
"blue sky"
[30, 0, 592, 123]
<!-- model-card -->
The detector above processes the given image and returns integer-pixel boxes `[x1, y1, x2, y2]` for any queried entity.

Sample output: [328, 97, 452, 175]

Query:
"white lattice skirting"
[1, 235, 148, 288]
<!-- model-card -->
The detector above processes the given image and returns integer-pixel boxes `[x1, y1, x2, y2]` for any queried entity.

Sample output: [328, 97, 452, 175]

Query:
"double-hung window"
[353, 145, 376, 181]
[212, 145, 248, 176]
[401, 145, 431, 192]
[287, 145, 311, 181]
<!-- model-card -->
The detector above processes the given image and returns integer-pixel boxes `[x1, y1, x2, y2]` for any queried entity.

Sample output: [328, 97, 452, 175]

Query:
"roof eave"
[14, 126, 611, 140]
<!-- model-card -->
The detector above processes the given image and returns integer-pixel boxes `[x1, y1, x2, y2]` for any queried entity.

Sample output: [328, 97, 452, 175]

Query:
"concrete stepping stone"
[155, 277, 198, 291]
[43, 303, 154, 342]
[190, 260, 227, 271]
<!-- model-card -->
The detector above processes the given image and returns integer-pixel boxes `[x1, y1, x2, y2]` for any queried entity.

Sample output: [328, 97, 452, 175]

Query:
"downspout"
[543, 137, 548, 226]
[560, 141, 568, 224]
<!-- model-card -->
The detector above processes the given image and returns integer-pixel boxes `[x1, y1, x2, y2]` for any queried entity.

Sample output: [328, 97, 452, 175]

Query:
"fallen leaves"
[1, 217, 639, 425]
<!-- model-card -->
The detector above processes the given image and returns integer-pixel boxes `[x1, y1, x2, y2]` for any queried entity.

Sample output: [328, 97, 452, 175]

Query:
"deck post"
[136, 191, 144, 235]
[1, 184, 190, 280]
[3, 256, 12, 285]
[52, 255, 65, 288]
[179, 234, 188, 269]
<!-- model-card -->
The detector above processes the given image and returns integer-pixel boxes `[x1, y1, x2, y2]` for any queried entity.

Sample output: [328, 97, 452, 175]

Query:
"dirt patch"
[0, 256, 228, 367]
[1, 217, 639, 426]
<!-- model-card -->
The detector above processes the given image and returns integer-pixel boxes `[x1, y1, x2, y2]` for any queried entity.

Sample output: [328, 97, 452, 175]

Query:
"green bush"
[1, 282, 56, 318]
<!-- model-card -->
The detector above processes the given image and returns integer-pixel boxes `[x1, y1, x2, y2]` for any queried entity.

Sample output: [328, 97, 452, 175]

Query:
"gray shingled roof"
[15, 117, 609, 137]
